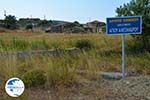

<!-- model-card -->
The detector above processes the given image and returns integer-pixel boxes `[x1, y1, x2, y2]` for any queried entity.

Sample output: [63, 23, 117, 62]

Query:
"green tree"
[4, 15, 17, 29]
[38, 20, 49, 27]
[116, 0, 150, 52]
[73, 21, 81, 27]
[25, 24, 33, 31]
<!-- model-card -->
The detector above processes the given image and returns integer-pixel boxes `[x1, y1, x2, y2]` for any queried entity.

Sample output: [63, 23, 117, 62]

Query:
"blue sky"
[0, 0, 131, 23]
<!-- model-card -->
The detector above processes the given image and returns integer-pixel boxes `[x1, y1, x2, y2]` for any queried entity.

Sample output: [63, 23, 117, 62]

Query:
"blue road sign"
[106, 16, 142, 35]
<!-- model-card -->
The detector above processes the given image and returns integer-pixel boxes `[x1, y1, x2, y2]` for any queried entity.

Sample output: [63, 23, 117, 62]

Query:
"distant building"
[86, 20, 106, 33]
[45, 24, 64, 33]
[83, 24, 93, 33]
[45, 23, 69, 33]
[45, 20, 105, 33]
[45, 22, 83, 33]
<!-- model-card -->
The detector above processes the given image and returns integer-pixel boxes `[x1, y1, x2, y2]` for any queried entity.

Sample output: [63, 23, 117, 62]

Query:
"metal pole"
[122, 34, 125, 79]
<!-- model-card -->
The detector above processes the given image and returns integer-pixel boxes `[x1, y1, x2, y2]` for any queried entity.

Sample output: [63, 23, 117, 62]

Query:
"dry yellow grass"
[0, 30, 149, 100]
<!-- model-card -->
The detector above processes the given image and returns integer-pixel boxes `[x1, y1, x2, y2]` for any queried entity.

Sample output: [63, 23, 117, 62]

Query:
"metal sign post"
[106, 16, 142, 79]
[122, 34, 125, 79]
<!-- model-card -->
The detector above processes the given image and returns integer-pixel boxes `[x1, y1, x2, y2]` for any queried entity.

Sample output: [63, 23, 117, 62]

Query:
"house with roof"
[45, 22, 85, 33]
[86, 20, 106, 33]
[45, 20, 105, 33]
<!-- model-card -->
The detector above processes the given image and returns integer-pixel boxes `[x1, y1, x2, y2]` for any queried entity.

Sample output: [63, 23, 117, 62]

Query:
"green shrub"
[22, 69, 46, 87]
[25, 24, 33, 30]
[75, 39, 93, 50]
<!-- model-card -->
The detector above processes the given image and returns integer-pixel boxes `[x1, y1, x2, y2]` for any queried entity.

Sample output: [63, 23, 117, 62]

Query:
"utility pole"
[30, 15, 32, 19]
[44, 15, 46, 20]
[4, 10, 6, 17]
[88, 17, 91, 22]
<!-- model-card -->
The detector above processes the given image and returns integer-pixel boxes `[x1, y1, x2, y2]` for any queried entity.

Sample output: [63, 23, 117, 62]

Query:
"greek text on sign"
[106, 16, 142, 35]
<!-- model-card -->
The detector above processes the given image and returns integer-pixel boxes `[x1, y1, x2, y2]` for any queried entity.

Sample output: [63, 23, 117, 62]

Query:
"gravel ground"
[111, 76, 150, 100]
[0, 75, 150, 100]
[91, 75, 150, 100]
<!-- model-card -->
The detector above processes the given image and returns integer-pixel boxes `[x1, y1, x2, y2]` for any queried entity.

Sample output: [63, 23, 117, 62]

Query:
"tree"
[38, 20, 49, 27]
[4, 15, 17, 29]
[73, 21, 81, 26]
[25, 24, 33, 31]
[116, 0, 150, 52]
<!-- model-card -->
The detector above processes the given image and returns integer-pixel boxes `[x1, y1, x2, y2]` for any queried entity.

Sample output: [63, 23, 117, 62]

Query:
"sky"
[0, 0, 131, 23]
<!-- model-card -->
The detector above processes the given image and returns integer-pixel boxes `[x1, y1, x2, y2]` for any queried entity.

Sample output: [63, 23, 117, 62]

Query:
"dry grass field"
[0, 30, 149, 100]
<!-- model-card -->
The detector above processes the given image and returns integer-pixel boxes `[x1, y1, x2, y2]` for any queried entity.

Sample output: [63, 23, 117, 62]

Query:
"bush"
[4, 15, 18, 29]
[25, 24, 33, 30]
[75, 39, 93, 50]
[22, 69, 46, 88]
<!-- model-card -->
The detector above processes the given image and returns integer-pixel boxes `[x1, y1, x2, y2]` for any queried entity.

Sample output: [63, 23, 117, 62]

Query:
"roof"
[50, 22, 75, 28]
[87, 20, 105, 25]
